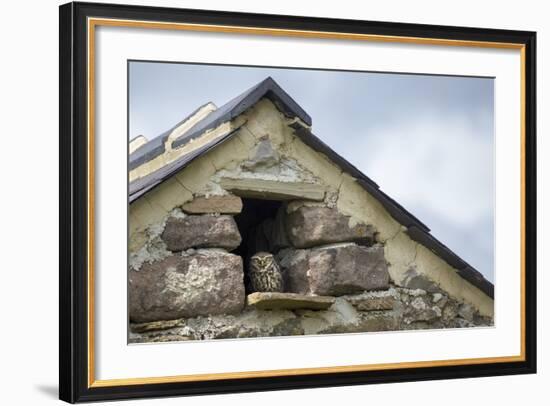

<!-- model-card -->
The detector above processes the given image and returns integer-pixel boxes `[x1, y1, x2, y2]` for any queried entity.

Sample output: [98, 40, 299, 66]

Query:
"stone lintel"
[219, 177, 325, 201]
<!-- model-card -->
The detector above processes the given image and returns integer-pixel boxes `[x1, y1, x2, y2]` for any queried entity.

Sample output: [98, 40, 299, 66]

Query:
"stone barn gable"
[129, 77, 494, 331]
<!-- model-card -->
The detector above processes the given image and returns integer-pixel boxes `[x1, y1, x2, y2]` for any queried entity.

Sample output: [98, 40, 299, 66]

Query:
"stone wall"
[129, 207, 246, 323]
[129, 286, 492, 343]
[129, 194, 492, 342]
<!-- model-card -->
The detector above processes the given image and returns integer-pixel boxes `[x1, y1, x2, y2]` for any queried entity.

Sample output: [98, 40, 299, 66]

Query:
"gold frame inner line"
[86, 17, 527, 388]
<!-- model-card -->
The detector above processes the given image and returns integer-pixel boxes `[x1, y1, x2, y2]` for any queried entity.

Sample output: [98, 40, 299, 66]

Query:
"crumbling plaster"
[129, 98, 494, 317]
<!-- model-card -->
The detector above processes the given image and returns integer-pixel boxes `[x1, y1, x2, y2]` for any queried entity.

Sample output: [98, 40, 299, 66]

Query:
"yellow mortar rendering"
[238, 98, 290, 148]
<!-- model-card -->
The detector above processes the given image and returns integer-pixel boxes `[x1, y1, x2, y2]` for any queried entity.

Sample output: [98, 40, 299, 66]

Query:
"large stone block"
[129, 251, 245, 322]
[285, 206, 376, 248]
[278, 243, 390, 296]
[161, 214, 241, 251]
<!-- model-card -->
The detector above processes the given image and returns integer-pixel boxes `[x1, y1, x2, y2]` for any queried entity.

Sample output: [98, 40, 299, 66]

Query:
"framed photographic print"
[59, 1, 537, 403]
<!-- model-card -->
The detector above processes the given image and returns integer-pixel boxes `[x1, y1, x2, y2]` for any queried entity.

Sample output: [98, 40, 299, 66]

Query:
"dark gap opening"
[233, 198, 283, 294]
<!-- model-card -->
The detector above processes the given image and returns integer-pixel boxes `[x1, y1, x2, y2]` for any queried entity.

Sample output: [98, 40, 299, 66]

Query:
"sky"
[129, 61, 495, 282]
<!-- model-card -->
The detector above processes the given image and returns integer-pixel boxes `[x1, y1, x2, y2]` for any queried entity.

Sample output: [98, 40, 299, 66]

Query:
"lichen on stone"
[129, 214, 171, 271]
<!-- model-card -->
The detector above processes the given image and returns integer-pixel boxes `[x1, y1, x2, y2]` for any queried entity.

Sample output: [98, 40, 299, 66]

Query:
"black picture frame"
[59, 1, 537, 403]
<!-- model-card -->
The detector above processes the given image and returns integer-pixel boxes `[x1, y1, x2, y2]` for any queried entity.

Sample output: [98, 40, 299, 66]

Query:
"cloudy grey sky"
[129, 61, 495, 282]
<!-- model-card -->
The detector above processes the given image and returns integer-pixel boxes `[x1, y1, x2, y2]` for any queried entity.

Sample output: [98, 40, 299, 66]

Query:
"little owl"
[248, 252, 284, 293]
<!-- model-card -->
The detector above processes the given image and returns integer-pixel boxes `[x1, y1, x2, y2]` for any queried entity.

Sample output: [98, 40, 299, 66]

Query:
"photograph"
[127, 62, 495, 343]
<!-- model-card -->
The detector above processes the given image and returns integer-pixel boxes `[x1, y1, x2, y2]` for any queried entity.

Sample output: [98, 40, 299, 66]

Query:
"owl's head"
[250, 252, 274, 269]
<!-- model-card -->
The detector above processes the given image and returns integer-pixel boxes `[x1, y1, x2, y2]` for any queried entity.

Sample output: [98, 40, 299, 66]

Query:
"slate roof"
[128, 77, 494, 298]
[129, 102, 215, 171]
[129, 77, 311, 171]
[129, 127, 241, 202]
